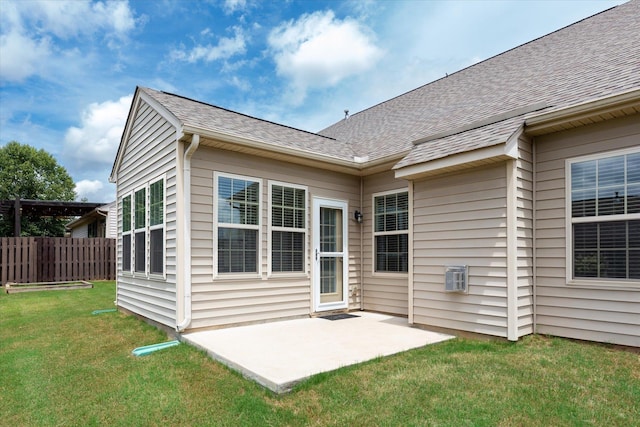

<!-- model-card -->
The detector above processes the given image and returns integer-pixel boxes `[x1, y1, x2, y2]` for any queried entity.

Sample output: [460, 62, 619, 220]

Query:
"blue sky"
[0, 0, 625, 202]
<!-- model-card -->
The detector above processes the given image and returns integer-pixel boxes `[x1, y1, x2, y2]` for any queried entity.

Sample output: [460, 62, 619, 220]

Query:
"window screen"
[570, 151, 640, 280]
[271, 184, 306, 273]
[374, 191, 409, 273]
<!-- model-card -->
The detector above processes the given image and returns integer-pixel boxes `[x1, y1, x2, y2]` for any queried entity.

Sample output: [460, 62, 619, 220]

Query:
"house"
[66, 201, 117, 238]
[109, 1, 640, 347]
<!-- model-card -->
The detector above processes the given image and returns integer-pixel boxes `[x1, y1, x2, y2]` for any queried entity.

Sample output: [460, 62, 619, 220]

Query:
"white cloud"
[268, 10, 383, 104]
[75, 179, 104, 200]
[0, 0, 138, 82]
[170, 26, 246, 63]
[10, 0, 136, 39]
[0, 30, 52, 82]
[63, 95, 133, 170]
[223, 0, 248, 14]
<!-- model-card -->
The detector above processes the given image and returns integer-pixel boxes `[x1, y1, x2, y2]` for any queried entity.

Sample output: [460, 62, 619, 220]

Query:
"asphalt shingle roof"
[321, 0, 640, 167]
[140, 88, 357, 162]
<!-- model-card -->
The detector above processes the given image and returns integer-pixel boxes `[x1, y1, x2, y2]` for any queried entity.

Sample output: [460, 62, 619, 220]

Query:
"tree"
[0, 141, 76, 236]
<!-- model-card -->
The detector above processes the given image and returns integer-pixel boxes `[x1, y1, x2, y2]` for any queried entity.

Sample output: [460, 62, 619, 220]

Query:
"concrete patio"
[181, 311, 454, 393]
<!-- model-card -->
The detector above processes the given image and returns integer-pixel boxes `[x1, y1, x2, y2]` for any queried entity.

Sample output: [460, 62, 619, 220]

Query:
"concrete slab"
[182, 311, 453, 393]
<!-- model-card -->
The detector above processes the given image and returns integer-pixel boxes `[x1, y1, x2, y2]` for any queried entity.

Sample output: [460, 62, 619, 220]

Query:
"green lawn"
[1, 282, 638, 426]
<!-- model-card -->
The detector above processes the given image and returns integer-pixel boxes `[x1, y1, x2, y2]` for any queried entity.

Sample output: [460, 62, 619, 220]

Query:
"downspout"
[532, 139, 538, 333]
[176, 134, 200, 332]
[359, 176, 364, 310]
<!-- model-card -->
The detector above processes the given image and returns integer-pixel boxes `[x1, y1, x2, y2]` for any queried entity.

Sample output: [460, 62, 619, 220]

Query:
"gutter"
[525, 88, 640, 135]
[176, 133, 200, 332]
[181, 124, 408, 174]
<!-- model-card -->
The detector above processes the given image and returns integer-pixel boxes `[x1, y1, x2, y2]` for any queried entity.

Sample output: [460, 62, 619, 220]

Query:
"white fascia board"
[394, 143, 516, 180]
[109, 88, 184, 183]
[139, 91, 183, 131]
[395, 125, 524, 181]
[525, 88, 640, 135]
[182, 124, 358, 169]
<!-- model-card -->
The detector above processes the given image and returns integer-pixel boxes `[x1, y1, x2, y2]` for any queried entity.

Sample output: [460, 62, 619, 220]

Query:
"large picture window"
[134, 187, 146, 273]
[569, 149, 640, 281]
[121, 194, 131, 272]
[270, 182, 306, 273]
[373, 190, 409, 273]
[215, 173, 260, 274]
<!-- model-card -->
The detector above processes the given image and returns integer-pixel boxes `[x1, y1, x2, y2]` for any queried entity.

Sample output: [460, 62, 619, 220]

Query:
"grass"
[1, 282, 638, 426]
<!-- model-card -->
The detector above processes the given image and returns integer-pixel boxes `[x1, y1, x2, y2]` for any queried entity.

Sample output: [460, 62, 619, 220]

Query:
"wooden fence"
[0, 237, 116, 285]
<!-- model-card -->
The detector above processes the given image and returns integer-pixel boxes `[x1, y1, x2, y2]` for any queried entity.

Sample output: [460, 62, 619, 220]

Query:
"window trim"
[121, 193, 132, 274]
[213, 172, 262, 279]
[267, 180, 308, 278]
[565, 146, 640, 288]
[133, 185, 147, 276]
[372, 188, 410, 277]
[148, 176, 166, 279]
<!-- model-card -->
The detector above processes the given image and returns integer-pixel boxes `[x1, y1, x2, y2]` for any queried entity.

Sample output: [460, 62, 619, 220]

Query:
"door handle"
[315, 248, 318, 261]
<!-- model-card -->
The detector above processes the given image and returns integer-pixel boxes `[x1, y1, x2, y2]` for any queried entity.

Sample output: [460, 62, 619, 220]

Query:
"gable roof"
[111, 1, 639, 181]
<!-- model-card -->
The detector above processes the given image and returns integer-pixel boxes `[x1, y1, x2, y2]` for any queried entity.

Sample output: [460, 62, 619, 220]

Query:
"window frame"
[133, 185, 147, 276]
[213, 172, 262, 279]
[372, 188, 410, 276]
[267, 180, 308, 277]
[121, 193, 132, 274]
[565, 146, 640, 288]
[148, 176, 166, 278]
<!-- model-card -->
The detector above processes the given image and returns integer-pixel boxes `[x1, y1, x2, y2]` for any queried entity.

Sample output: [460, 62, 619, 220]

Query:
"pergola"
[0, 198, 106, 236]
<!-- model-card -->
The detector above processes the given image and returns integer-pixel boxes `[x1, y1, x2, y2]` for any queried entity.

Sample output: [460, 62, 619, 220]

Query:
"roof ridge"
[338, 3, 621, 123]
[145, 87, 337, 141]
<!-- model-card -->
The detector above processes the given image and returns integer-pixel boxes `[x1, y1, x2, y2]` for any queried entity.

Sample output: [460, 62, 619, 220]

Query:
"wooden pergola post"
[14, 197, 21, 237]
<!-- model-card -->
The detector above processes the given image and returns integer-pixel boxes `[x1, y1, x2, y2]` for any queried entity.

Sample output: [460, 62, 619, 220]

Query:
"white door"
[313, 197, 349, 312]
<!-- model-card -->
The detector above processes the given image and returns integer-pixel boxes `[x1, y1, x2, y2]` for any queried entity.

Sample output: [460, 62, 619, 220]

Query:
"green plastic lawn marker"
[132, 340, 180, 357]
[92, 308, 117, 315]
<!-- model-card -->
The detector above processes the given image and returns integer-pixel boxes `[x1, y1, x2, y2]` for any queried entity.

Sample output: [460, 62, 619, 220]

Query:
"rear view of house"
[110, 1, 640, 347]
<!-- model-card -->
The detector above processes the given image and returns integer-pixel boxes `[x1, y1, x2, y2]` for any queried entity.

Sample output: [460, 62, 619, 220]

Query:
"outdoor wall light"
[354, 210, 363, 223]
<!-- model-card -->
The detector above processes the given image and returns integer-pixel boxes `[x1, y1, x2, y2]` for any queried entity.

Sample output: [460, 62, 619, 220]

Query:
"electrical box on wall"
[445, 265, 468, 293]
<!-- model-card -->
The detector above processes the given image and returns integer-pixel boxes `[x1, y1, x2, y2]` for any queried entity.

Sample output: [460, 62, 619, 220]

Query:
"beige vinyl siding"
[412, 164, 509, 338]
[116, 99, 178, 328]
[534, 114, 640, 347]
[106, 202, 117, 239]
[516, 135, 534, 336]
[70, 224, 88, 238]
[362, 171, 409, 315]
[189, 146, 361, 329]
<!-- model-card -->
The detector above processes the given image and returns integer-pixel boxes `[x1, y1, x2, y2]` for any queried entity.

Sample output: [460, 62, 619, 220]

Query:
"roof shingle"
[140, 88, 357, 162]
[321, 1, 640, 166]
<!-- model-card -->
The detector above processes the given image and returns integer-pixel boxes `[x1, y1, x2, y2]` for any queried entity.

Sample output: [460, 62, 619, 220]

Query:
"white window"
[269, 182, 307, 274]
[215, 173, 261, 275]
[373, 190, 409, 273]
[567, 148, 640, 282]
[134, 187, 146, 274]
[126, 176, 165, 278]
[121, 194, 132, 272]
[149, 178, 165, 276]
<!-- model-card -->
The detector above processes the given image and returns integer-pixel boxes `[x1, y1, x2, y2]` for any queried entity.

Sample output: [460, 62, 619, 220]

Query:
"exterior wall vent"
[445, 265, 468, 293]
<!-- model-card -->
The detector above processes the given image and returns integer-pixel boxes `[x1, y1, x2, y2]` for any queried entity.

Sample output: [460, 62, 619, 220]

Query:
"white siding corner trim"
[408, 180, 414, 324]
[506, 159, 519, 341]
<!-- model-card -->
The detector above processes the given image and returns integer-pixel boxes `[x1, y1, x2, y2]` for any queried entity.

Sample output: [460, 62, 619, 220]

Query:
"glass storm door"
[313, 198, 349, 311]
